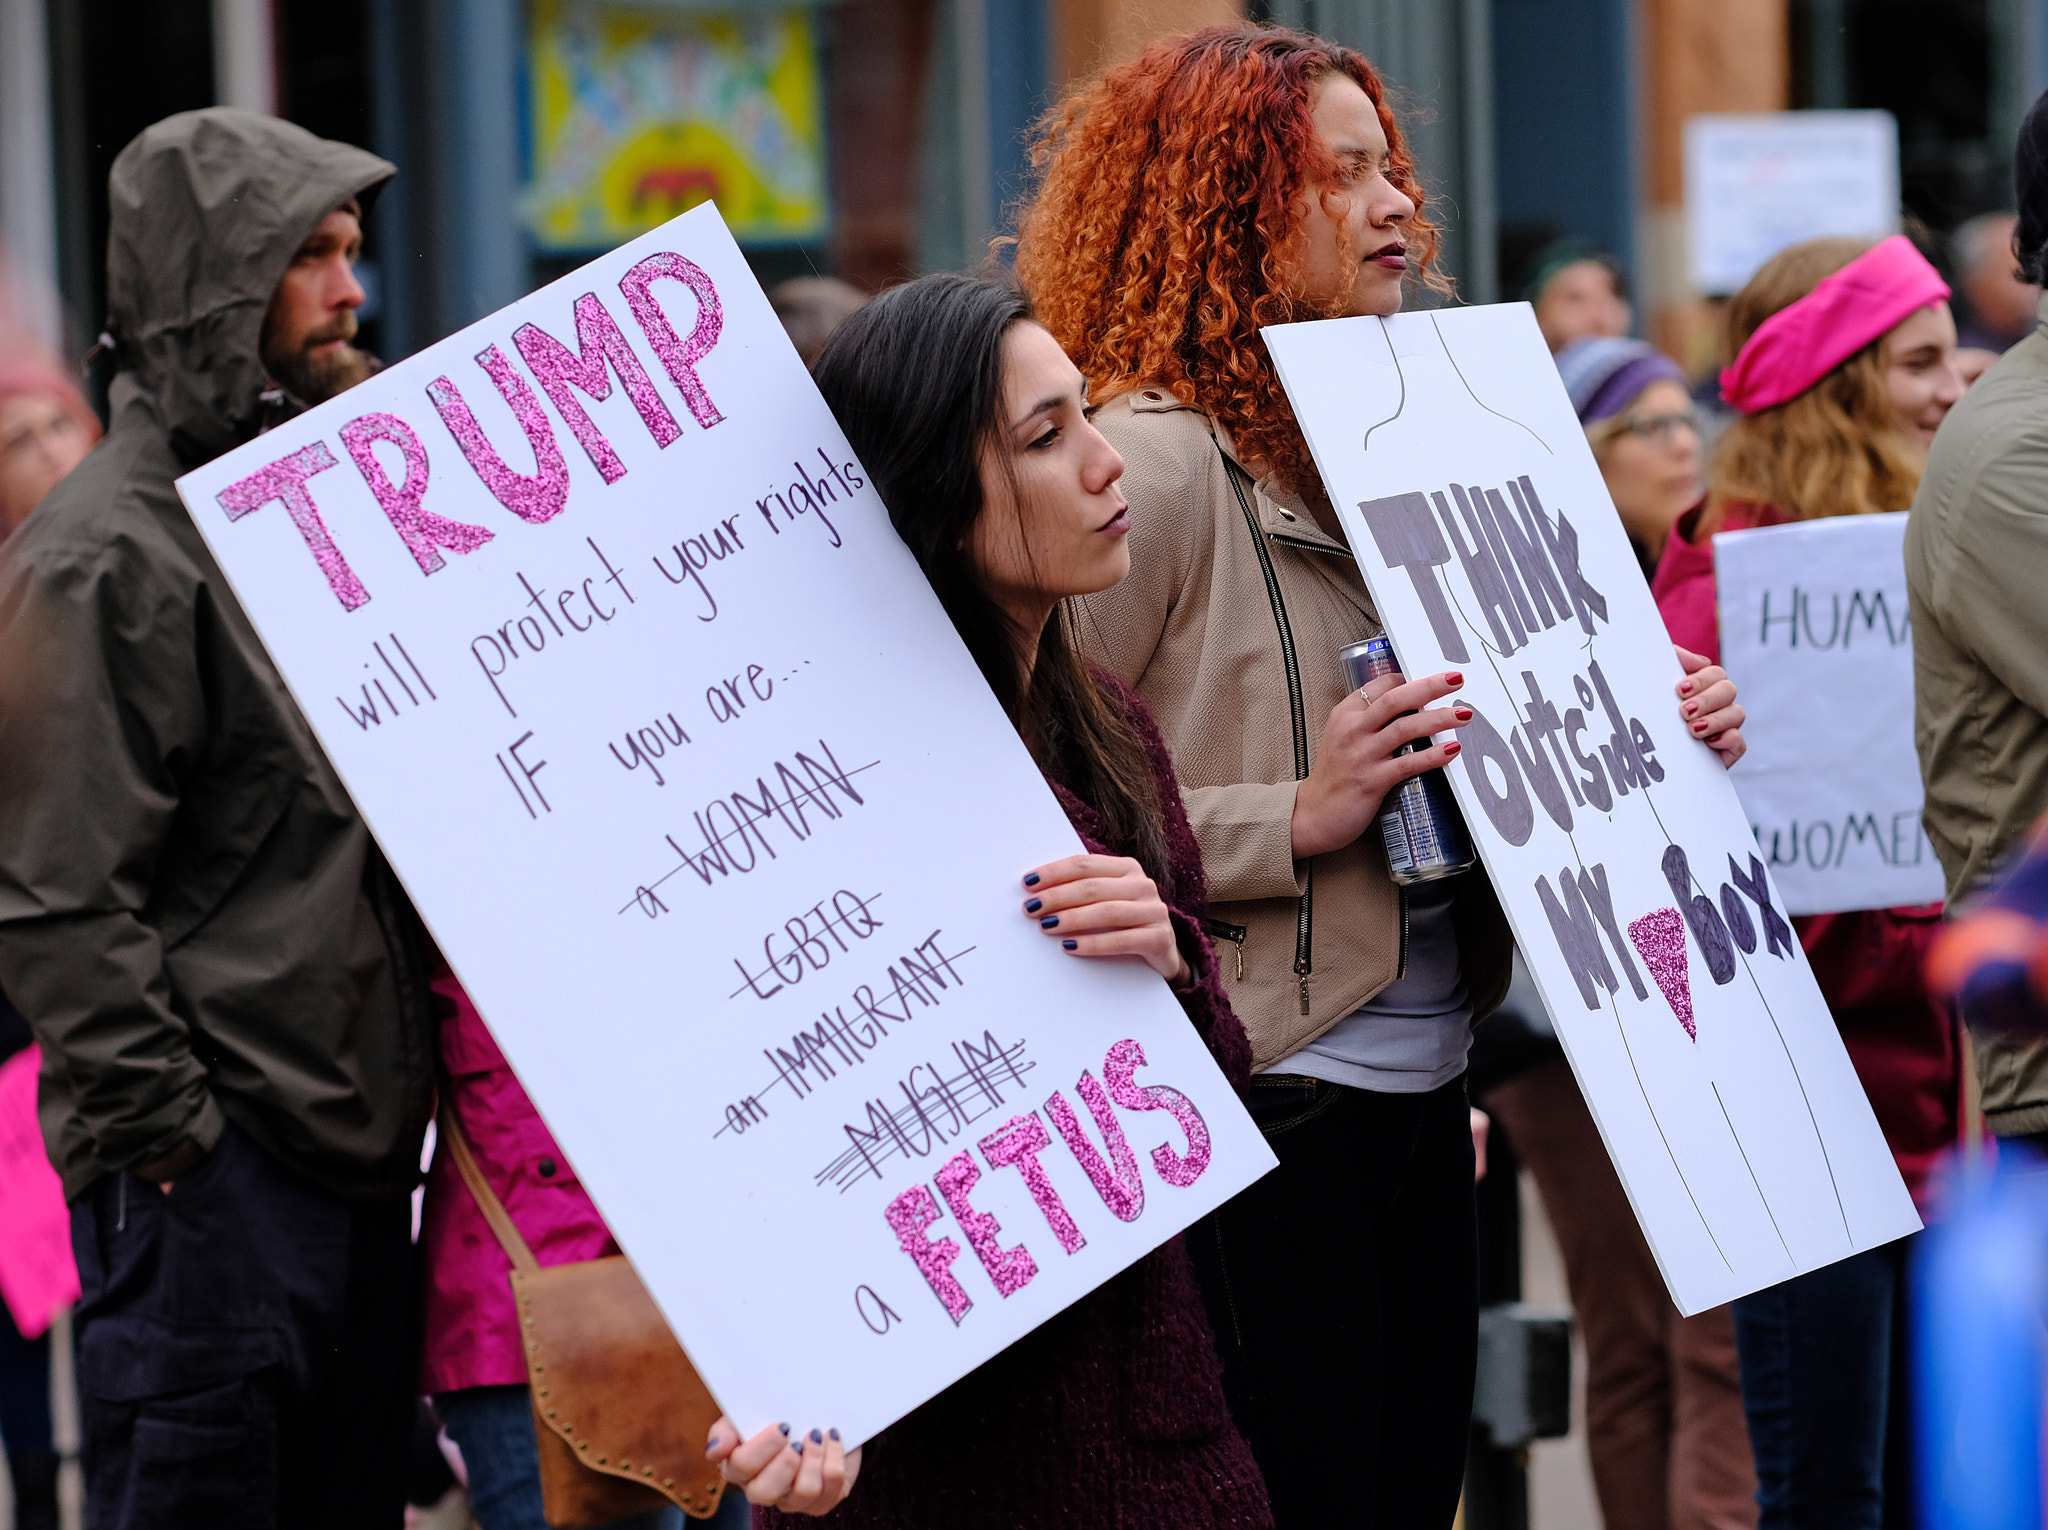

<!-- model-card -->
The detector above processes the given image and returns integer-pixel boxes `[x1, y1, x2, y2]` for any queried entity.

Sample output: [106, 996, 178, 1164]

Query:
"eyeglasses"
[1611, 409, 1700, 445]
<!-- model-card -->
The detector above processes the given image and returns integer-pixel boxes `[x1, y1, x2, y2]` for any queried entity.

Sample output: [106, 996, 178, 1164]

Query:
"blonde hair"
[1704, 237, 1924, 533]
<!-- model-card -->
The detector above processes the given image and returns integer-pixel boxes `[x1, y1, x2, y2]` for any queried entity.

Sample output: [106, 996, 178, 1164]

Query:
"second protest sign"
[1264, 305, 1918, 1315]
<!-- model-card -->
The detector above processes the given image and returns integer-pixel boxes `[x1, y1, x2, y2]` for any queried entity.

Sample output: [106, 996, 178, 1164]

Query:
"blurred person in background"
[0, 355, 99, 537]
[1558, 337, 1703, 577]
[1655, 234, 1968, 1530]
[1479, 332, 1753, 1530]
[1523, 238, 1633, 353]
[1926, 814, 2048, 1033]
[0, 288, 98, 1530]
[1909, 91, 2048, 1162]
[768, 276, 869, 367]
[0, 109, 435, 1530]
[1951, 211, 2039, 355]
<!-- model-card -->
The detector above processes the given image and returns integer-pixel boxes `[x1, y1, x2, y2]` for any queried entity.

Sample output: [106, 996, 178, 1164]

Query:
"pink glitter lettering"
[513, 293, 681, 484]
[1101, 1038, 1212, 1188]
[980, 1114, 1085, 1255]
[426, 346, 570, 524]
[1629, 906, 1695, 1040]
[1045, 1073, 1145, 1223]
[883, 1183, 972, 1325]
[934, 1151, 1037, 1298]
[215, 442, 368, 611]
[338, 412, 493, 575]
[618, 252, 724, 429]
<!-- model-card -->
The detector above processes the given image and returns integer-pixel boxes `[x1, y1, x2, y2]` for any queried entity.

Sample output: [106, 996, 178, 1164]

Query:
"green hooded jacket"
[0, 108, 436, 1202]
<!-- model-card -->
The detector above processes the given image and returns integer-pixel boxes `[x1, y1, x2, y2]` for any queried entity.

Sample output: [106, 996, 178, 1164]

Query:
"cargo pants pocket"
[86, 1371, 278, 1530]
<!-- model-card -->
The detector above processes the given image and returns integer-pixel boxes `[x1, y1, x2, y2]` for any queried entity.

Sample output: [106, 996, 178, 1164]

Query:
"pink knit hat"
[0, 357, 98, 443]
[1719, 235, 1952, 414]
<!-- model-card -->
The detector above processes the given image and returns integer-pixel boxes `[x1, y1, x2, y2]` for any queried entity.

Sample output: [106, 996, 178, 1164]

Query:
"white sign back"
[172, 205, 1273, 1446]
[1685, 111, 1901, 295]
[1264, 305, 1918, 1315]
[1716, 514, 1942, 915]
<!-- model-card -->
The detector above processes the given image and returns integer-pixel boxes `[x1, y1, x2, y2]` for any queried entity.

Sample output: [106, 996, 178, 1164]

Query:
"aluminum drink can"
[1339, 636, 1477, 885]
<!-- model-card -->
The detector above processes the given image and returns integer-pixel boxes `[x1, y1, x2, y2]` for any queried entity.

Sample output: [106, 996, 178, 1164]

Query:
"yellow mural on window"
[528, 0, 828, 251]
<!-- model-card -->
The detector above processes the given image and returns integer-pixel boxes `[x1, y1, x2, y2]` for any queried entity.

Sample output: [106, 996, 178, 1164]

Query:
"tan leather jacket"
[1075, 389, 1513, 1071]
[1907, 299, 2048, 1133]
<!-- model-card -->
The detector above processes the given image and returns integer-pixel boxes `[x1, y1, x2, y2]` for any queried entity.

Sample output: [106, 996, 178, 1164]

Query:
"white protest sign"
[173, 204, 1273, 1446]
[1715, 514, 1942, 915]
[1264, 305, 1918, 1315]
[1685, 111, 1901, 295]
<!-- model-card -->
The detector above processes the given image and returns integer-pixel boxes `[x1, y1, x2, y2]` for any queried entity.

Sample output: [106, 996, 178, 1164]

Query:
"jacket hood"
[106, 108, 393, 461]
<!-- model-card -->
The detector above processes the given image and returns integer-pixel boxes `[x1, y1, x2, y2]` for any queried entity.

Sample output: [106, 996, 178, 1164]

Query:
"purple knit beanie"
[1555, 337, 1689, 425]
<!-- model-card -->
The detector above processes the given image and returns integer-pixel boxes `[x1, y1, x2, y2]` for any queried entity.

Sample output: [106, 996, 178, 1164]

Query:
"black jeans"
[1189, 1075, 1478, 1529]
[1730, 1236, 1917, 1529]
[70, 1121, 418, 1530]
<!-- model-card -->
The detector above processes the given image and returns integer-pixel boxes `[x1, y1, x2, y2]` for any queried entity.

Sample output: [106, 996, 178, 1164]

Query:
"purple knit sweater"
[759, 671, 1270, 1529]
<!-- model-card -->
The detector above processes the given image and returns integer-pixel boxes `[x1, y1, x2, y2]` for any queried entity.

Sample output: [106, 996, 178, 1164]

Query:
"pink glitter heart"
[1629, 906, 1695, 1040]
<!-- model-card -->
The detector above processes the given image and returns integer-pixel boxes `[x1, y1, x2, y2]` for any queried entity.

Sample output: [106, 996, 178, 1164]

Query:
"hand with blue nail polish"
[706, 1414, 861, 1515]
[1020, 852, 1188, 984]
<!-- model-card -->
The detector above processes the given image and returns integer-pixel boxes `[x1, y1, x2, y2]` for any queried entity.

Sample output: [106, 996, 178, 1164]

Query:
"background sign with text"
[1716, 514, 1942, 915]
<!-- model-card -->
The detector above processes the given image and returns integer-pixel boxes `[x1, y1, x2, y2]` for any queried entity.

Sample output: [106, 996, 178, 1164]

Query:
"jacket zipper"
[1199, 916, 1249, 982]
[1268, 531, 1357, 561]
[1266, 513, 1416, 997]
[1219, 452, 1314, 1015]
[1397, 888, 1411, 980]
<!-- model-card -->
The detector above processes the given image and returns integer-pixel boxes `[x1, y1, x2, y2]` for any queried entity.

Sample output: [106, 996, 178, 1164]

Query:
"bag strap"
[439, 1101, 539, 1274]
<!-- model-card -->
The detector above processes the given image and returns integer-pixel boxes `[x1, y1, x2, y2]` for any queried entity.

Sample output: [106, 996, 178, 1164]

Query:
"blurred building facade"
[0, 0, 2043, 373]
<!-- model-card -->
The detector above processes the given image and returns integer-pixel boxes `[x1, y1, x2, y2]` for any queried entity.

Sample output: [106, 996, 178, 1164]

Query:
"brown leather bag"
[441, 1105, 729, 1525]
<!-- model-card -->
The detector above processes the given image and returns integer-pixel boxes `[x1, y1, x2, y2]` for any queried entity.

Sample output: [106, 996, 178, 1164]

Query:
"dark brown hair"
[811, 273, 1167, 882]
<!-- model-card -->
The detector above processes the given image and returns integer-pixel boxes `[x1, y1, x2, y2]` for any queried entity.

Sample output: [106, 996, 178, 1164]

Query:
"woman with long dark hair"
[1013, 24, 1747, 1525]
[702, 273, 1272, 1526]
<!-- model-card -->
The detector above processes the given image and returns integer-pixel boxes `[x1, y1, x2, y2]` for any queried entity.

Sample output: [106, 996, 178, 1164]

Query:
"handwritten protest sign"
[1716, 514, 1942, 915]
[0, 1046, 79, 1340]
[1683, 112, 1901, 295]
[174, 205, 1273, 1445]
[1265, 306, 1918, 1314]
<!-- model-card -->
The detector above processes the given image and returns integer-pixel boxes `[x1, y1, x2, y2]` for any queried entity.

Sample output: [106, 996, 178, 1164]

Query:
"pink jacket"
[419, 974, 618, 1395]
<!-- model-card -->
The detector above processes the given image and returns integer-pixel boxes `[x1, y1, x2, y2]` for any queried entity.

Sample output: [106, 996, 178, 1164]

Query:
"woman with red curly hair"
[1015, 24, 1747, 1525]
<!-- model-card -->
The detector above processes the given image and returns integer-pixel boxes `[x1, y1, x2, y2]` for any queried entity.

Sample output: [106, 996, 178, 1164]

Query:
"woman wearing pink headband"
[1650, 235, 1967, 1530]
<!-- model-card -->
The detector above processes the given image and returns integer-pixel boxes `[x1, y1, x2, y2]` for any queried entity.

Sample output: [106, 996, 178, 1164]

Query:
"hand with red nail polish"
[1290, 667, 1474, 858]
[1672, 645, 1747, 768]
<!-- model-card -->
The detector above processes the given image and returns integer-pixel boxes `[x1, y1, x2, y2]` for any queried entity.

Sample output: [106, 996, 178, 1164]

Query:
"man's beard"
[261, 312, 373, 406]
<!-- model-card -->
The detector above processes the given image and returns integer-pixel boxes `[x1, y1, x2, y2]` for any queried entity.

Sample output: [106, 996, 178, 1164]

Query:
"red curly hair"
[1014, 23, 1442, 497]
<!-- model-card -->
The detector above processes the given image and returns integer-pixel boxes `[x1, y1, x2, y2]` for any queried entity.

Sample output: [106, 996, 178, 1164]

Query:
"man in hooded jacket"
[0, 109, 435, 1527]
